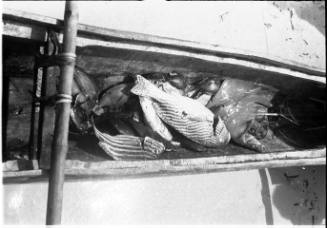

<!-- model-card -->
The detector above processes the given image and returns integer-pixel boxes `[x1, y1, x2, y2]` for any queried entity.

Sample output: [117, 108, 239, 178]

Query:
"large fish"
[209, 79, 276, 152]
[70, 67, 99, 132]
[139, 96, 173, 142]
[131, 75, 231, 147]
[93, 121, 165, 160]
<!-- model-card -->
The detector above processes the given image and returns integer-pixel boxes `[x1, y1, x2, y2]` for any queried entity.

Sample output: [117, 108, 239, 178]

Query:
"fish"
[138, 96, 173, 142]
[142, 72, 187, 91]
[233, 131, 268, 153]
[131, 75, 231, 147]
[110, 118, 138, 136]
[195, 93, 213, 106]
[72, 67, 98, 101]
[102, 72, 133, 89]
[70, 67, 99, 132]
[190, 79, 221, 99]
[209, 79, 277, 152]
[165, 73, 187, 91]
[207, 78, 275, 109]
[93, 121, 165, 160]
[92, 83, 133, 116]
[70, 97, 92, 132]
[167, 126, 209, 152]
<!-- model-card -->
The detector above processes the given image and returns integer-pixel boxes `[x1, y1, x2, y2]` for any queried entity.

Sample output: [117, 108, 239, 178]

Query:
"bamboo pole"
[46, 1, 78, 225]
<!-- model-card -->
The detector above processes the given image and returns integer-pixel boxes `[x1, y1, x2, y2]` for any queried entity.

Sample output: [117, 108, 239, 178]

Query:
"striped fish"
[93, 122, 165, 160]
[139, 96, 173, 142]
[131, 75, 231, 147]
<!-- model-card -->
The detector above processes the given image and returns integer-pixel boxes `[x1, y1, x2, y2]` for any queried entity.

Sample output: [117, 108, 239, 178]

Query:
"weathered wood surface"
[2, 159, 39, 172]
[2, 149, 326, 183]
[74, 44, 326, 92]
[56, 148, 327, 169]
[4, 148, 325, 172]
[3, 37, 58, 162]
[2, 8, 326, 76]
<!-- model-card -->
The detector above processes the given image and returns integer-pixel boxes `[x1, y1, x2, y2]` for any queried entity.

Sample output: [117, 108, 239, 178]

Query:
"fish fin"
[131, 75, 163, 99]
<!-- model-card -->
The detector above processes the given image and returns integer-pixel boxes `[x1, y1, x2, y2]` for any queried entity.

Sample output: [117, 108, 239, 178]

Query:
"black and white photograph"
[1, 0, 326, 226]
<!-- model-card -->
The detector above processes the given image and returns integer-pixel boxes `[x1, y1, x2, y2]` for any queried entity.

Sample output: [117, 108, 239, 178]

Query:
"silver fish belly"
[139, 96, 173, 142]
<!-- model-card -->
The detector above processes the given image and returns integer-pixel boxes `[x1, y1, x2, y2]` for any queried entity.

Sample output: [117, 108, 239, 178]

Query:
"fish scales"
[94, 127, 144, 151]
[139, 96, 173, 141]
[152, 97, 229, 146]
[96, 132, 142, 149]
[101, 142, 156, 158]
[93, 123, 165, 160]
[99, 142, 155, 160]
[97, 135, 158, 159]
[131, 75, 231, 147]
[99, 143, 148, 157]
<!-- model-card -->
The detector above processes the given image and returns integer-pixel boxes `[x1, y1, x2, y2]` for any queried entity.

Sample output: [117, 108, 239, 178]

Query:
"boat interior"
[2, 9, 326, 179]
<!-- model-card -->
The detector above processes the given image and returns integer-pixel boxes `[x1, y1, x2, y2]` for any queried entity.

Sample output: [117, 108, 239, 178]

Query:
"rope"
[56, 94, 72, 104]
[57, 52, 76, 65]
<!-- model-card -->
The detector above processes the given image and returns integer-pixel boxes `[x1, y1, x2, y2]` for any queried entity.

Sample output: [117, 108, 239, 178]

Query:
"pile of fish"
[70, 69, 282, 160]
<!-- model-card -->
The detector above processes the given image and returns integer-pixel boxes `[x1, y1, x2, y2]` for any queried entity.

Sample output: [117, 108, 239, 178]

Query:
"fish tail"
[131, 75, 165, 99]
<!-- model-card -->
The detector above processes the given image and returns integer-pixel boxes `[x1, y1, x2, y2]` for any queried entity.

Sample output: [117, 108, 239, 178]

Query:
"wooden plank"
[3, 8, 326, 76]
[62, 148, 326, 169]
[2, 159, 39, 172]
[3, 157, 325, 183]
[2, 20, 47, 42]
[64, 157, 326, 176]
[4, 148, 325, 174]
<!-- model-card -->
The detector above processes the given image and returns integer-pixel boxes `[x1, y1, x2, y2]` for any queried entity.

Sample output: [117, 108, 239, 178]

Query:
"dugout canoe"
[2, 8, 325, 182]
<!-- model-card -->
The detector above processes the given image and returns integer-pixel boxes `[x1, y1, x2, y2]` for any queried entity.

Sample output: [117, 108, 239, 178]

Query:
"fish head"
[73, 67, 98, 100]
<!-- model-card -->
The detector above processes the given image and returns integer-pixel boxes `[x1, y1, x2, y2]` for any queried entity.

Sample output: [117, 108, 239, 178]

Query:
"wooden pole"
[29, 47, 41, 160]
[46, 1, 78, 225]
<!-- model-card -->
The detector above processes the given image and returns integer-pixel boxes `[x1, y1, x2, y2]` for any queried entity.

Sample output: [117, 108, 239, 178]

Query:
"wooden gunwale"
[3, 148, 326, 181]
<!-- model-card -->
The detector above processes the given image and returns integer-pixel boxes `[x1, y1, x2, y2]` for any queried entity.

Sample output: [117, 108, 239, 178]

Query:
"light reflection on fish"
[208, 79, 276, 152]
[131, 75, 231, 147]
[207, 78, 275, 109]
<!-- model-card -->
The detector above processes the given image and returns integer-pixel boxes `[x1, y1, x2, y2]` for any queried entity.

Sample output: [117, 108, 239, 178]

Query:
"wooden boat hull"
[2, 9, 325, 181]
